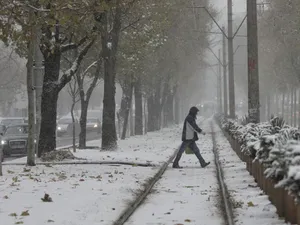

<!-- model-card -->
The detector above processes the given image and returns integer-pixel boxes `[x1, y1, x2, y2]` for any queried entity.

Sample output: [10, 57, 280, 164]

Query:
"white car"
[56, 117, 79, 137]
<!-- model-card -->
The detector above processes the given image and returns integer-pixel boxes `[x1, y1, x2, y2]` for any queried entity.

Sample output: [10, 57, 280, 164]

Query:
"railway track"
[211, 121, 234, 225]
[112, 118, 235, 225]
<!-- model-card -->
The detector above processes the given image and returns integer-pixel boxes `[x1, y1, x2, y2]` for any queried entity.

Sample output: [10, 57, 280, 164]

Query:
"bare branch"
[58, 38, 95, 91]
[86, 59, 102, 101]
[121, 17, 141, 32]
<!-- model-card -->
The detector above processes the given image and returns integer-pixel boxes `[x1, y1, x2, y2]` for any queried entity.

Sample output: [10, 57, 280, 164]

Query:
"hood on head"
[189, 106, 199, 117]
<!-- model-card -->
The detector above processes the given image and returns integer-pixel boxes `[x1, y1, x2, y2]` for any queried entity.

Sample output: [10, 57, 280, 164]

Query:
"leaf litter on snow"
[0, 164, 161, 225]
[0, 124, 182, 224]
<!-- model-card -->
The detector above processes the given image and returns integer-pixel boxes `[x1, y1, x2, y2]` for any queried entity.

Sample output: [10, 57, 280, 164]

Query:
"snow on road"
[212, 121, 288, 225]
[125, 120, 224, 225]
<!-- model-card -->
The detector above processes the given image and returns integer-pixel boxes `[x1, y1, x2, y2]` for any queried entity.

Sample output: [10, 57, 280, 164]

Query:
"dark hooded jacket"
[181, 106, 202, 141]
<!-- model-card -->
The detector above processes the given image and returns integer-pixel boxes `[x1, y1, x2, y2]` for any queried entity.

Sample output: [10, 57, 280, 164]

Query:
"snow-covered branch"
[61, 36, 88, 53]
[58, 39, 95, 91]
[81, 60, 98, 79]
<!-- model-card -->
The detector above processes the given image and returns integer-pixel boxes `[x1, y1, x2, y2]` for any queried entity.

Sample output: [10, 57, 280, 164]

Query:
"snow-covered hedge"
[216, 114, 300, 200]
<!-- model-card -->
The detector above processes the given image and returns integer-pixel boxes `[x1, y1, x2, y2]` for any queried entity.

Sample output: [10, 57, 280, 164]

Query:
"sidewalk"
[124, 119, 289, 225]
[125, 120, 223, 225]
[212, 120, 287, 225]
[0, 125, 181, 225]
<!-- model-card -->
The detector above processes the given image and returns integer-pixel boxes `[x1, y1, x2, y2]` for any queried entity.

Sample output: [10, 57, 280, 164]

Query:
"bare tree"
[76, 59, 102, 148]
[67, 77, 80, 152]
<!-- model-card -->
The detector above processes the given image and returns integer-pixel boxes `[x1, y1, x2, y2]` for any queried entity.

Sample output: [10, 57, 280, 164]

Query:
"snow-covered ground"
[0, 164, 156, 225]
[212, 120, 288, 225]
[3, 125, 182, 166]
[0, 126, 182, 225]
[0, 119, 289, 225]
[125, 121, 223, 225]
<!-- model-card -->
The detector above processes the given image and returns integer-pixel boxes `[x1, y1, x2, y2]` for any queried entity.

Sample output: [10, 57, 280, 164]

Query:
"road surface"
[3, 131, 100, 162]
[56, 131, 100, 148]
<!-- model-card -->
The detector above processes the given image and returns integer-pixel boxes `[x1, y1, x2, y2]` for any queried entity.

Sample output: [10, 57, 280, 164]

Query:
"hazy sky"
[202, 0, 248, 102]
[211, 0, 246, 25]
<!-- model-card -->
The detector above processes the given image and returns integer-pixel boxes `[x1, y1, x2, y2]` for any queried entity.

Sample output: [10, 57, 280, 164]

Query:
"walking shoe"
[201, 162, 210, 168]
[172, 164, 183, 169]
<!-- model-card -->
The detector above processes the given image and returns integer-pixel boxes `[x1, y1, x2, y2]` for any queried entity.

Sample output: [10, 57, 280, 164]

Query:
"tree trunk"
[260, 94, 266, 122]
[167, 94, 174, 125]
[70, 101, 76, 152]
[26, 20, 36, 165]
[134, 79, 143, 135]
[77, 60, 101, 148]
[143, 97, 147, 134]
[163, 105, 167, 128]
[119, 78, 133, 139]
[298, 89, 300, 127]
[147, 95, 155, 132]
[275, 90, 279, 115]
[282, 92, 285, 118]
[294, 88, 297, 127]
[290, 88, 294, 125]
[101, 50, 117, 149]
[121, 83, 133, 140]
[266, 94, 271, 120]
[38, 89, 59, 156]
[0, 147, 2, 175]
[174, 89, 180, 124]
[99, 2, 122, 150]
[101, 50, 118, 146]
[129, 101, 134, 136]
[163, 93, 174, 127]
[153, 92, 162, 131]
[79, 101, 88, 149]
[37, 48, 61, 156]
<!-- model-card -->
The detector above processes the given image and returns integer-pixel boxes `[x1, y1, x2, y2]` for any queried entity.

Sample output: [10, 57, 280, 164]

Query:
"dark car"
[86, 118, 101, 134]
[1, 124, 33, 157]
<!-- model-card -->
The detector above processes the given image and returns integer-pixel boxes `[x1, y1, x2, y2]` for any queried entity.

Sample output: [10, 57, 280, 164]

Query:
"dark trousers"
[173, 141, 206, 166]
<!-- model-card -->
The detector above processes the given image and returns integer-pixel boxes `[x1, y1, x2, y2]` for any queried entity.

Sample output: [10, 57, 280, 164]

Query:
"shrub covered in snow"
[216, 114, 300, 200]
[271, 141, 300, 199]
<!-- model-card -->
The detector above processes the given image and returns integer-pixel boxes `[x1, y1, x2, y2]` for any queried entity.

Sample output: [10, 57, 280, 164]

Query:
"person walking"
[172, 106, 210, 169]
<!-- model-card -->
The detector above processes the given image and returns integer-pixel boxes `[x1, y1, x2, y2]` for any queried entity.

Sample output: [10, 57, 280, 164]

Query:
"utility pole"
[191, 5, 247, 118]
[33, 21, 44, 155]
[228, 0, 235, 118]
[247, 0, 260, 123]
[222, 26, 228, 117]
[218, 49, 222, 113]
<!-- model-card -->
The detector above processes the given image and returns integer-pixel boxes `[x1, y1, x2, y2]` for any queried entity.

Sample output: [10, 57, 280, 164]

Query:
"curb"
[211, 121, 234, 225]
[2, 160, 159, 167]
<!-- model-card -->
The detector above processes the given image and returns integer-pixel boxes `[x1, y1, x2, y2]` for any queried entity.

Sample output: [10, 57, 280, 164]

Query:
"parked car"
[86, 118, 101, 134]
[65, 109, 102, 123]
[0, 124, 33, 157]
[0, 117, 26, 127]
[56, 117, 79, 137]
